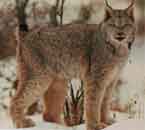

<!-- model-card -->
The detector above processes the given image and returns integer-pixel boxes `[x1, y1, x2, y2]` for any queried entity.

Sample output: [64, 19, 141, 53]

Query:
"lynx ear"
[104, 0, 114, 21]
[125, 0, 135, 21]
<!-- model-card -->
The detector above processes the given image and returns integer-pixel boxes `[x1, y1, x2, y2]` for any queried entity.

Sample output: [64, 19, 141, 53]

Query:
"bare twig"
[59, 0, 65, 25]
[49, 0, 65, 26]
[31, 2, 37, 22]
[55, 0, 60, 9]
[49, 0, 59, 26]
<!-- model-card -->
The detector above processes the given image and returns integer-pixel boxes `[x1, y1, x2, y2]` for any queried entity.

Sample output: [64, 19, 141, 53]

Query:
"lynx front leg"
[10, 78, 53, 128]
[43, 78, 67, 124]
[101, 79, 118, 125]
[84, 79, 107, 130]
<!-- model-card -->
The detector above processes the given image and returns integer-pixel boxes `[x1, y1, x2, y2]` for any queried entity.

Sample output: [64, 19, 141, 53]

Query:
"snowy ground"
[0, 119, 145, 130]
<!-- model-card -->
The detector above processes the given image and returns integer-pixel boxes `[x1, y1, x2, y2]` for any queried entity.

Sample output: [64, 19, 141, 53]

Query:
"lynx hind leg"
[10, 78, 53, 128]
[101, 79, 118, 125]
[43, 78, 67, 124]
[84, 78, 107, 130]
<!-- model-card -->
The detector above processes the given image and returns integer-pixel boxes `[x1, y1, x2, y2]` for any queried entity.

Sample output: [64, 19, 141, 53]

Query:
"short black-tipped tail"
[19, 23, 28, 32]
[15, 0, 29, 71]
[15, 0, 29, 32]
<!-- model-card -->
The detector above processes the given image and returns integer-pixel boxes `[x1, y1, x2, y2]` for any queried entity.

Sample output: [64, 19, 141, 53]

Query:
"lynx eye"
[125, 24, 131, 26]
[124, 24, 131, 27]
[109, 23, 116, 27]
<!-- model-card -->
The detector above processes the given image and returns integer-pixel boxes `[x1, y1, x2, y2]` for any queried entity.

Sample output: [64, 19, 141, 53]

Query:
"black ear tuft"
[104, 0, 114, 21]
[125, 0, 135, 21]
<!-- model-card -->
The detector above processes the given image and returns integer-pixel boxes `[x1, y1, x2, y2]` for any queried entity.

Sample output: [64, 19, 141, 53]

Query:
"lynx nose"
[115, 32, 126, 41]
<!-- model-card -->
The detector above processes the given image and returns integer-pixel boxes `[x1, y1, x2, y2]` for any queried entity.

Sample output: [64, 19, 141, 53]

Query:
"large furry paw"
[98, 123, 108, 129]
[96, 122, 108, 129]
[103, 118, 116, 126]
[87, 122, 108, 130]
[106, 118, 116, 126]
[15, 118, 35, 128]
[43, 112, 62, 124]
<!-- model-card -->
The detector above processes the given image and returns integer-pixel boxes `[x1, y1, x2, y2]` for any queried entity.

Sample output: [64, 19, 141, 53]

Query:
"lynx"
[10, 0, 136, 130]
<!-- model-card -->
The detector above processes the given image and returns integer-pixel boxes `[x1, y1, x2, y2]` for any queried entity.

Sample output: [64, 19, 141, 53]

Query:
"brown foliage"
[64, 82, 84, 126]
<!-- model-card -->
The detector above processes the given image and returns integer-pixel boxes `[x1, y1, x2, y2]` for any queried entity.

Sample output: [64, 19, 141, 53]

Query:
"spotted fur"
[10, 2, 136, 130]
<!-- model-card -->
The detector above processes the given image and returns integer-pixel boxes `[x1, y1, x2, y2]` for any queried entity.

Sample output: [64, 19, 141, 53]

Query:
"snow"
[117, 39, 145, 109]
[103, 119, 145, 130]
[0, 119, 145, 130]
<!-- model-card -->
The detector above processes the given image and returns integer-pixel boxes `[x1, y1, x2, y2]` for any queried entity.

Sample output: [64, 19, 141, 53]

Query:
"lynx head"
[101, 0, 136, 57]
